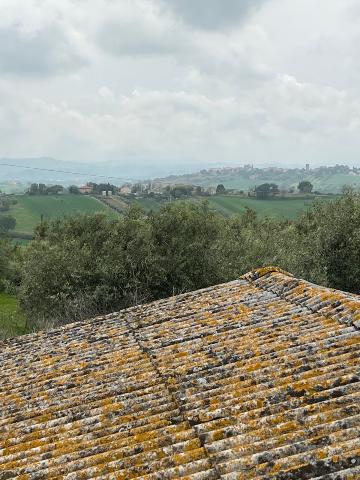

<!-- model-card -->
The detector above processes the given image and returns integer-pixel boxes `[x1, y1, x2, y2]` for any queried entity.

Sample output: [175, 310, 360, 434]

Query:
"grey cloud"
[161, 0, 268, 29]
[97, 20, 183, 56]
[1, 0, 360, 169]
[0, 25, 88, 76]
[96, 0, 270, 61]
[95, 6, 270, 87]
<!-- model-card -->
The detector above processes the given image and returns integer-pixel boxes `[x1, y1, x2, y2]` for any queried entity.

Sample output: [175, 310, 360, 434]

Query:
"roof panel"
[0, 267, 359, 479]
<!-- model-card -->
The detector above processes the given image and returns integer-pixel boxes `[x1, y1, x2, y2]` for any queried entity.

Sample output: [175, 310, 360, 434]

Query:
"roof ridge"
[241, 266, 294, 282]
[243, 266, 360, 331]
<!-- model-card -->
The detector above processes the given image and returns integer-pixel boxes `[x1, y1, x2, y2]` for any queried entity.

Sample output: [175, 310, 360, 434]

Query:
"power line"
[0, 162, 125, 181]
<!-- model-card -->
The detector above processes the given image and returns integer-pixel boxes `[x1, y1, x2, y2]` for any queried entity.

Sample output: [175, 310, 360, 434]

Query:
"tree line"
[0, 190, 359, 332]
[214, 181, 314, 198]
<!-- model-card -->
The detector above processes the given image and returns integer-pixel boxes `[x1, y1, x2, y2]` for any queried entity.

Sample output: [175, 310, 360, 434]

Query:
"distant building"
[206, 187, 216, 195]
[120, 185, 132, 194]
[306, 163, 310, 172]
[148, 182, 164, 194]
[79, 185, 93, 194]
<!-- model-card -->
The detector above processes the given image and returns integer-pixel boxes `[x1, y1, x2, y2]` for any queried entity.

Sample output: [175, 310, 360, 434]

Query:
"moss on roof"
[0, 267, 359, 479]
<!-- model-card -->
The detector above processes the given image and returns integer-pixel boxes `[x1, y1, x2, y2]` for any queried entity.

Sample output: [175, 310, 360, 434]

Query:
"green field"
[0, 293, 28, 339]
[202, 195, 332, 219]
[1, 193, 338, 240]
[133, 195, 334, 219]
[134, 197, 165, 212]
[9, 195, 116, 235]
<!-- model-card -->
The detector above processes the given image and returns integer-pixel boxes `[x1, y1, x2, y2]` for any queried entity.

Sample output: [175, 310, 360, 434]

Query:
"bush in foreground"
[15, 192, 360, 331]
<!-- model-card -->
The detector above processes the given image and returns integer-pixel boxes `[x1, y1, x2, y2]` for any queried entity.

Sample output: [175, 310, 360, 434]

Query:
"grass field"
[9, 195, 116, 234]
[1, 193, 337, 240]
[0, 293, 28, 339]
[134, 197, 165, 212]
[98, 195, 129, 212]
[133, 195, 335, 219]
[202, 195, 332, 219]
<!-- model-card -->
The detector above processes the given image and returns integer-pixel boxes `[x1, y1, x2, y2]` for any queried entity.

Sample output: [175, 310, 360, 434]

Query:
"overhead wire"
[0, 162, 125, 181]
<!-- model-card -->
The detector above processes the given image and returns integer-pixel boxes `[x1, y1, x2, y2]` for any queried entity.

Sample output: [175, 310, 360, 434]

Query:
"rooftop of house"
[0, 267, 359, 479]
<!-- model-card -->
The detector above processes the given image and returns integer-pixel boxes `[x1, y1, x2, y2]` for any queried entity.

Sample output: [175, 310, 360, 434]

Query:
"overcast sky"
[1, 0, 360, 171]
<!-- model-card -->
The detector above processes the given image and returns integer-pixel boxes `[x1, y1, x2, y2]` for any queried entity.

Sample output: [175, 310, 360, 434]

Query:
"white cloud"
[1, 75, 359, 167]
[98, 86, 115, 100]
[0, 0, 360, 169]
[0, 0, 89, 76]
[0, 25, 87, 76]
[93, 1, 272, 93]
[96, 0, 186, 57]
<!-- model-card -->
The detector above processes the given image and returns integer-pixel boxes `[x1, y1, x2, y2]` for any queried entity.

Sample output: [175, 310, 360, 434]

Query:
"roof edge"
[242, 265, 359, 331]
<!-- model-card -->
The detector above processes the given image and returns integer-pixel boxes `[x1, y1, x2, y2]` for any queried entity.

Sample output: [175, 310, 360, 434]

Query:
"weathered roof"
[0, 267, 359, 479]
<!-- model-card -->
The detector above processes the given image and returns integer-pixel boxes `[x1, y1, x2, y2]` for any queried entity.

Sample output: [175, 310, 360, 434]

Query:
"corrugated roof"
[0, 267, 359, 479]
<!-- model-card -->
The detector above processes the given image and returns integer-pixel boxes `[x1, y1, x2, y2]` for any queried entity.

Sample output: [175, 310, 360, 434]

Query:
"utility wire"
[0, 162, 126, 181]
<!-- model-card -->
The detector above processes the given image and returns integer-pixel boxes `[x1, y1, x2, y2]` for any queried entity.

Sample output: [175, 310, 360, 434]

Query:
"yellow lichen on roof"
[0, 267, 359, 479]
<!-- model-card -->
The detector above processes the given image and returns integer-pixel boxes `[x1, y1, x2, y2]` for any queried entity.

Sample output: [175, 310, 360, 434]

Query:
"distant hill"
[0, 158, 126, 185]
[155, 165, 360, 194]
[0, 157, 190, 186]
[2, 159, 360, 194]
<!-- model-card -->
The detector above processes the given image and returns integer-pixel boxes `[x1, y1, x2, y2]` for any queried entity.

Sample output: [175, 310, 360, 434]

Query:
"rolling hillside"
[134, 195, 335, 219]
[159, 170, 360, 194]
[2, 193, 337, 240]
[203, 196, 323, 219]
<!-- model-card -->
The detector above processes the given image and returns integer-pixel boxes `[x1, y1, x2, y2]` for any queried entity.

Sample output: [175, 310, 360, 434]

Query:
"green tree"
[255, 183, 271, 199]
[216, 184, 226, 194]
[0, 215, 16, 232]
[0, 238, 10, 290]
[19, 203, 224, 326]
[19, 211, 161, 326]
[274, 191, 360, 293]
[69, 185, 80, 194]
[298, 181, 313, 193]
[218, 208, 290, 280]
[255, 183, 279, 199]
[46, 185, 64, 195]
[0, 198, 10, 212]
[150, 201, 223, 296]
[0, 235, 20, 293]
[28, 184, 39, 195]
[169, 185, 194, 198]
[299, 193, 360, 292]
[39, 183, 47, 195]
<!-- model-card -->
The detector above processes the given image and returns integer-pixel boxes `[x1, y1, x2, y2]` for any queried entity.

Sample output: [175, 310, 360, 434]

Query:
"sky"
[1, 0, 360, 172]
